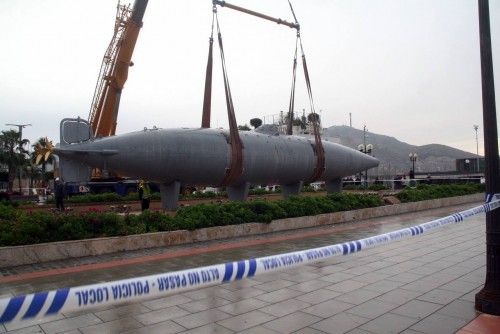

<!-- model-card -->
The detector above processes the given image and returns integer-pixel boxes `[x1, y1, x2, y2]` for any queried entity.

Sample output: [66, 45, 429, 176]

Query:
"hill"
[321, 125, 477, 176]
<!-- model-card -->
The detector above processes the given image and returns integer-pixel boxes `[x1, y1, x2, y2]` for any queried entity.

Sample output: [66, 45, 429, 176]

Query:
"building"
[456, 158, 485, 174]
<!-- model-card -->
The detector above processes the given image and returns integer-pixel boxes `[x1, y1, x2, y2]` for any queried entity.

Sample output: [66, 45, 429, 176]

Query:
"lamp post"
[5, 123, 31, 193]
[358, 142, 373, 186]
[409, 152, 418, 177]
[474, 124, 480, 172]
[5, 123, 31, 146]
[475, 0, 500, 315]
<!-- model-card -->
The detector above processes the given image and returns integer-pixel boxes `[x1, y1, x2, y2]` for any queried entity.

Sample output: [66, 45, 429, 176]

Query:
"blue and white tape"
[1, 198, 499, 324]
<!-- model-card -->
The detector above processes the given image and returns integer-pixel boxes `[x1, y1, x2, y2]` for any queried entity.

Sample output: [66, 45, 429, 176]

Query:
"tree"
[25, 164, 42, 188]
[301, 114, 307, 130]
[307, 112, 320, 124]
[0, 130, 29, 192]
[293, 118, 304, 127]
[32, 137, 55, 186]
[238, 124, 251, 131]
[284, 112, 305, 129]
[250, 118, 263, 129]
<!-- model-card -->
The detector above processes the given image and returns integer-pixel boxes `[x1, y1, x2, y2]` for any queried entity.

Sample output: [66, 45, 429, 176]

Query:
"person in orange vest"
[138, 180, 151, 211]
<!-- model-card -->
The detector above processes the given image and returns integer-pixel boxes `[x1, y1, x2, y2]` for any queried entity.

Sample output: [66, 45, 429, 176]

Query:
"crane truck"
[65, 0, 149, 196]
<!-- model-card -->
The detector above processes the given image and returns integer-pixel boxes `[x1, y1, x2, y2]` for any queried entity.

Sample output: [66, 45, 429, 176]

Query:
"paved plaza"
[0, 203, 497, 333]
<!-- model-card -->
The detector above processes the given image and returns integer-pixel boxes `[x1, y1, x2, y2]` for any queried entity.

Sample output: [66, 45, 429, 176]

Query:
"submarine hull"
[55, 119, 379, 209]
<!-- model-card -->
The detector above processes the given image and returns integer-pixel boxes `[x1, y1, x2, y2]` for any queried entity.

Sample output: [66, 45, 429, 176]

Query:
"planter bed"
[0, 193, 483, 267]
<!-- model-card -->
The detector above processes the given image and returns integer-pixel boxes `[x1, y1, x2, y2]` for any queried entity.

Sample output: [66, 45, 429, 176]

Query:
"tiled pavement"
[0, 204, 497, 333]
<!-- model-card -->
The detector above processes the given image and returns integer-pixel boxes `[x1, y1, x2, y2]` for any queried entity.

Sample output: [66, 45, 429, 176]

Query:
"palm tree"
[32, 137, 54, 186]
[0, 130, 29, 192]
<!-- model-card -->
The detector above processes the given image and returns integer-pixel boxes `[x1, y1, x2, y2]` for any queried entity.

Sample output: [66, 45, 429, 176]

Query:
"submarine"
[55, 118, 379, 209]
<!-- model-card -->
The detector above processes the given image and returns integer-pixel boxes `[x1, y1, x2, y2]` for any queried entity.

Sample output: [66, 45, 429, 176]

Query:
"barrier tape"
[1, 198, 499, 324]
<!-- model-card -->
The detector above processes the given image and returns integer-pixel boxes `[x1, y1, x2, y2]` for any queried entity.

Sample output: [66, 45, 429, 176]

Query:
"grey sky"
[0, 0, 498, 155]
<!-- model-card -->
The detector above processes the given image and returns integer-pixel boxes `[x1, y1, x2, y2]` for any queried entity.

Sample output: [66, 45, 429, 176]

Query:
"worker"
[138, 180, 151, 211]
[54, 177, 65, 211]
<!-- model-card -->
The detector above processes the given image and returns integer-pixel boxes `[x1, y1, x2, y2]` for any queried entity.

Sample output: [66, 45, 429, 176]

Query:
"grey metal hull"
[56, 127, 379, 186]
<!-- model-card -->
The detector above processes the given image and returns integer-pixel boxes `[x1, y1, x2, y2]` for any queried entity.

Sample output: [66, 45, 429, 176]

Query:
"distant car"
[310, 182, 325, 191]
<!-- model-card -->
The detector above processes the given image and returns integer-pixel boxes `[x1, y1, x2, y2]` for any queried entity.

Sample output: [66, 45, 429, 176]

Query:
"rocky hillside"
[322, 125, 478, 175]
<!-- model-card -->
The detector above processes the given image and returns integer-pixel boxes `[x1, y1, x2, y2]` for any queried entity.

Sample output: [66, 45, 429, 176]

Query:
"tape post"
[1, 198, 499, 324]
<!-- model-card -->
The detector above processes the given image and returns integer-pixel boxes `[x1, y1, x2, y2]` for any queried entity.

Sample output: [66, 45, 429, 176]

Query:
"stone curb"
[0, 193, 483, 267]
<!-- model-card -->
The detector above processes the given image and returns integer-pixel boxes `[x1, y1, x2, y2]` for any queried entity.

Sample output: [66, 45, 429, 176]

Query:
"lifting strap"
[287, 0, 325, 181]
[201, 8, 215, 128]
[214, 12, 244, 186]
[286, 35, 298, 135]
[299, 36, 326, 182]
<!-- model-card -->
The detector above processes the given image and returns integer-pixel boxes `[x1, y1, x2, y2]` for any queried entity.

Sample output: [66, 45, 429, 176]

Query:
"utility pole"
[474, 124, 480, 172]
[475, 0, 500, 315]
[349, 113, 352, 127]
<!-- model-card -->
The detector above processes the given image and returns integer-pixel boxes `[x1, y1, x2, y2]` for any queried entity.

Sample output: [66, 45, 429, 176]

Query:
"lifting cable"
[214, 9, 244, 186]
[201, 7, 215, 128]
[287, 0, 325, 181]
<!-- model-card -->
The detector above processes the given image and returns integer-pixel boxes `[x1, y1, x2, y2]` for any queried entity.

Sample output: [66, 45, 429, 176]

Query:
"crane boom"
[88, 0, 148, 138]
[213, 0, 299, 30]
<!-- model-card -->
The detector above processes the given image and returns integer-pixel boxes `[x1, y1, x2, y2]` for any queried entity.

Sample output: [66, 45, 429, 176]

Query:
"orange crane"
[88, 0, 148, 138]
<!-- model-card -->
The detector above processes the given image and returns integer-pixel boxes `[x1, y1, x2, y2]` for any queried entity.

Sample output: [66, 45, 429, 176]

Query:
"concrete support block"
[326, 178, 342, 193]
[227, 182, 250, 201]
[160, 181, 181, 210]
[281, 181, 303, 198]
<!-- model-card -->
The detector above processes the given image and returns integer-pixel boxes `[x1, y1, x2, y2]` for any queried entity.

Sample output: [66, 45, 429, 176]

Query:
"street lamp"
[5, 123, 31, 146]
[409, 152, 418, 178]
[473, 125, 480, 172]
[358, 143, 373, 186]
[5, 123, 31, 193]
[357, 143, 373, 155]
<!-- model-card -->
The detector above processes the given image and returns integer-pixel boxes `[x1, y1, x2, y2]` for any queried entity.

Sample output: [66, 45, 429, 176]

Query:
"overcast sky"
[0, 0, 498, 155]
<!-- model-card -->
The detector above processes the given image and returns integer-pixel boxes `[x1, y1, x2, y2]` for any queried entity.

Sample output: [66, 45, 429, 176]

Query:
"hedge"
[0, 193, 383, 246]
[396, 183, 484, 203]
[1, 184, 484, 246]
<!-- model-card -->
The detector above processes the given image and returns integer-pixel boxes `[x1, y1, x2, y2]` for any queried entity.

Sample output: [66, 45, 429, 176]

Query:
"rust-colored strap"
[215, 17, 244, 186]
[201, 10, 216, 128]
[286, 36, 298, 135]
[308, 121, 326, 181]
[201, 37, 213, 128]
[302, 48, 325, 181]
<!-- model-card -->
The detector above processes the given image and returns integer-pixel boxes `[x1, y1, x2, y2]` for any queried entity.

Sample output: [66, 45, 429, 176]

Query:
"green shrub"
[301, 185, 317, 192]
[368, 184, 388, 191]
[342, 184, 364, 190]
[245, 200, 287, 222]
[134, 210, 174, 232]
[396, 183, 484, 203]
[0, 203, 20, 220]
[0, 191, 390, 246]
[248, 188, 269, 196]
